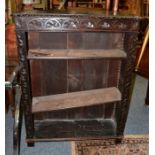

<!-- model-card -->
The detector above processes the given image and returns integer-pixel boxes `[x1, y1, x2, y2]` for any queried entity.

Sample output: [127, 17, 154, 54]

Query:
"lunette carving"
[14, 15, 139, 32]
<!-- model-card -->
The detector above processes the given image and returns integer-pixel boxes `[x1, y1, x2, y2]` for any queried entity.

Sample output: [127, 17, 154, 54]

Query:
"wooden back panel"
[29, 32, 123, 95]
[29, 32, 123, 121]
[28, 32, 124, 50]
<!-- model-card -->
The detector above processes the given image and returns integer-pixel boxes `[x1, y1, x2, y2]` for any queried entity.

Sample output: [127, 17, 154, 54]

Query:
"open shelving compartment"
[27, 31, 126, 140]
[14, 10, 142, 148]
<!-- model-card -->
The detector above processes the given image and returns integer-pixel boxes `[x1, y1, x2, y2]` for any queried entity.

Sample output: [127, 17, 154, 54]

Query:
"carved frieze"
[14, 14, 140, 32]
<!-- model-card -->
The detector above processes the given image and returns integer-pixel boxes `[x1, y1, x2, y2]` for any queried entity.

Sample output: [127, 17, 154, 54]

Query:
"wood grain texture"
[67, 32, 124, 49]
[33, 119, 116, 139]
[32, 87, 121, 113]
[34, 104, 106, 120]
[39, 32, 67, 49]
[30, 59, 67, 96]
[16, 31, 34, 139]
[14, 10, 140, 141]
[28, 49, 126, 59]
[30, 58, 122, 96]
[68, 59, 121, 92]
[28, 32, 39, 49]
[117, 33, 138, 136]
[14, 10, 141, 32]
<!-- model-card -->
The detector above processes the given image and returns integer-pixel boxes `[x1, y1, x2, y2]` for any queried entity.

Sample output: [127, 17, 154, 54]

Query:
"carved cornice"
[14, 15, 140, 32]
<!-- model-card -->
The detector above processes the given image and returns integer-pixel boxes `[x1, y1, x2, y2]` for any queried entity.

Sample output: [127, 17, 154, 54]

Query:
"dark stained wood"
[14, 10, 141, 142]
[67, 32, 124, 49]
[32, 87, 121, 113]
[30, 58, 122, 97]
[29, 60, 42, 96]
[145, 83, 149, 105]
[82, 59, 109, 90]
[117, 33, 138, 136]
[26, 135, 124, 142]
[108, 60, 121, 87]
[33, 119, 116, 139]
[104, 102, 116, 118]
[28, 49, 126, 59]
[30, 59, 67, 96]
[68, 59, 121, 92]
[28, 32, 39, 49]
[34, 104, 106, 120]
[39, 32, 67, 49]
[105, 60, 119, 118]
[16, 31, 35, 140]
[68, 59, 84, 92]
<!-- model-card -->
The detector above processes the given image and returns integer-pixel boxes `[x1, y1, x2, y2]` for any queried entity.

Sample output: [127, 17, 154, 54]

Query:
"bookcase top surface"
[14, 8, 144, 19]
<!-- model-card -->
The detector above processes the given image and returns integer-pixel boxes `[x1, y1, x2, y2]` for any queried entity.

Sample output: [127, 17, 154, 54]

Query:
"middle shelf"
[27, 49, 126, 60]
[32, 87, 121, 113]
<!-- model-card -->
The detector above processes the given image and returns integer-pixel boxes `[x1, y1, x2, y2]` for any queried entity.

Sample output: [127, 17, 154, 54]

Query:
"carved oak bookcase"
[14, 10, 141, 146]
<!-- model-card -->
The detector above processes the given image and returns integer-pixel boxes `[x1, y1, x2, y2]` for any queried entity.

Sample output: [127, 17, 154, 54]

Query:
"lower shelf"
[32, 118, 116, 140]
[32, 87, 121, 113]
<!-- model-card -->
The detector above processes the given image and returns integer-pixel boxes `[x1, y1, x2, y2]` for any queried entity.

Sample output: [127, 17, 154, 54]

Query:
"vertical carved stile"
[16, 31, 34, 139]
[117, 32, 138, 135]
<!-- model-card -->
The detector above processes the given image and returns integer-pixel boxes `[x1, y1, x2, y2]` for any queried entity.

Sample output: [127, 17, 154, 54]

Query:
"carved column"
[16, 31, 34, 141]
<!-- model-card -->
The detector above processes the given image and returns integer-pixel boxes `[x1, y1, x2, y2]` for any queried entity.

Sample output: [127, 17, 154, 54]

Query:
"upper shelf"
[28, 49, 126, 60]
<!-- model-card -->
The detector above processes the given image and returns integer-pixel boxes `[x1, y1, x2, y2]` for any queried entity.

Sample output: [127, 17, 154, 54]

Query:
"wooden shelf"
[32, 87, 121, 113]
[32, 119, 116, 139]
[28, 49, 126, 60]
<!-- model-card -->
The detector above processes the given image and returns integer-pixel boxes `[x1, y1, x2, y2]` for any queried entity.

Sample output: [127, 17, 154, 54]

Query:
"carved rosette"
[80, 18, 96, 29]
[14, 15, 139, 32]
[60, 18, 79, 29]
